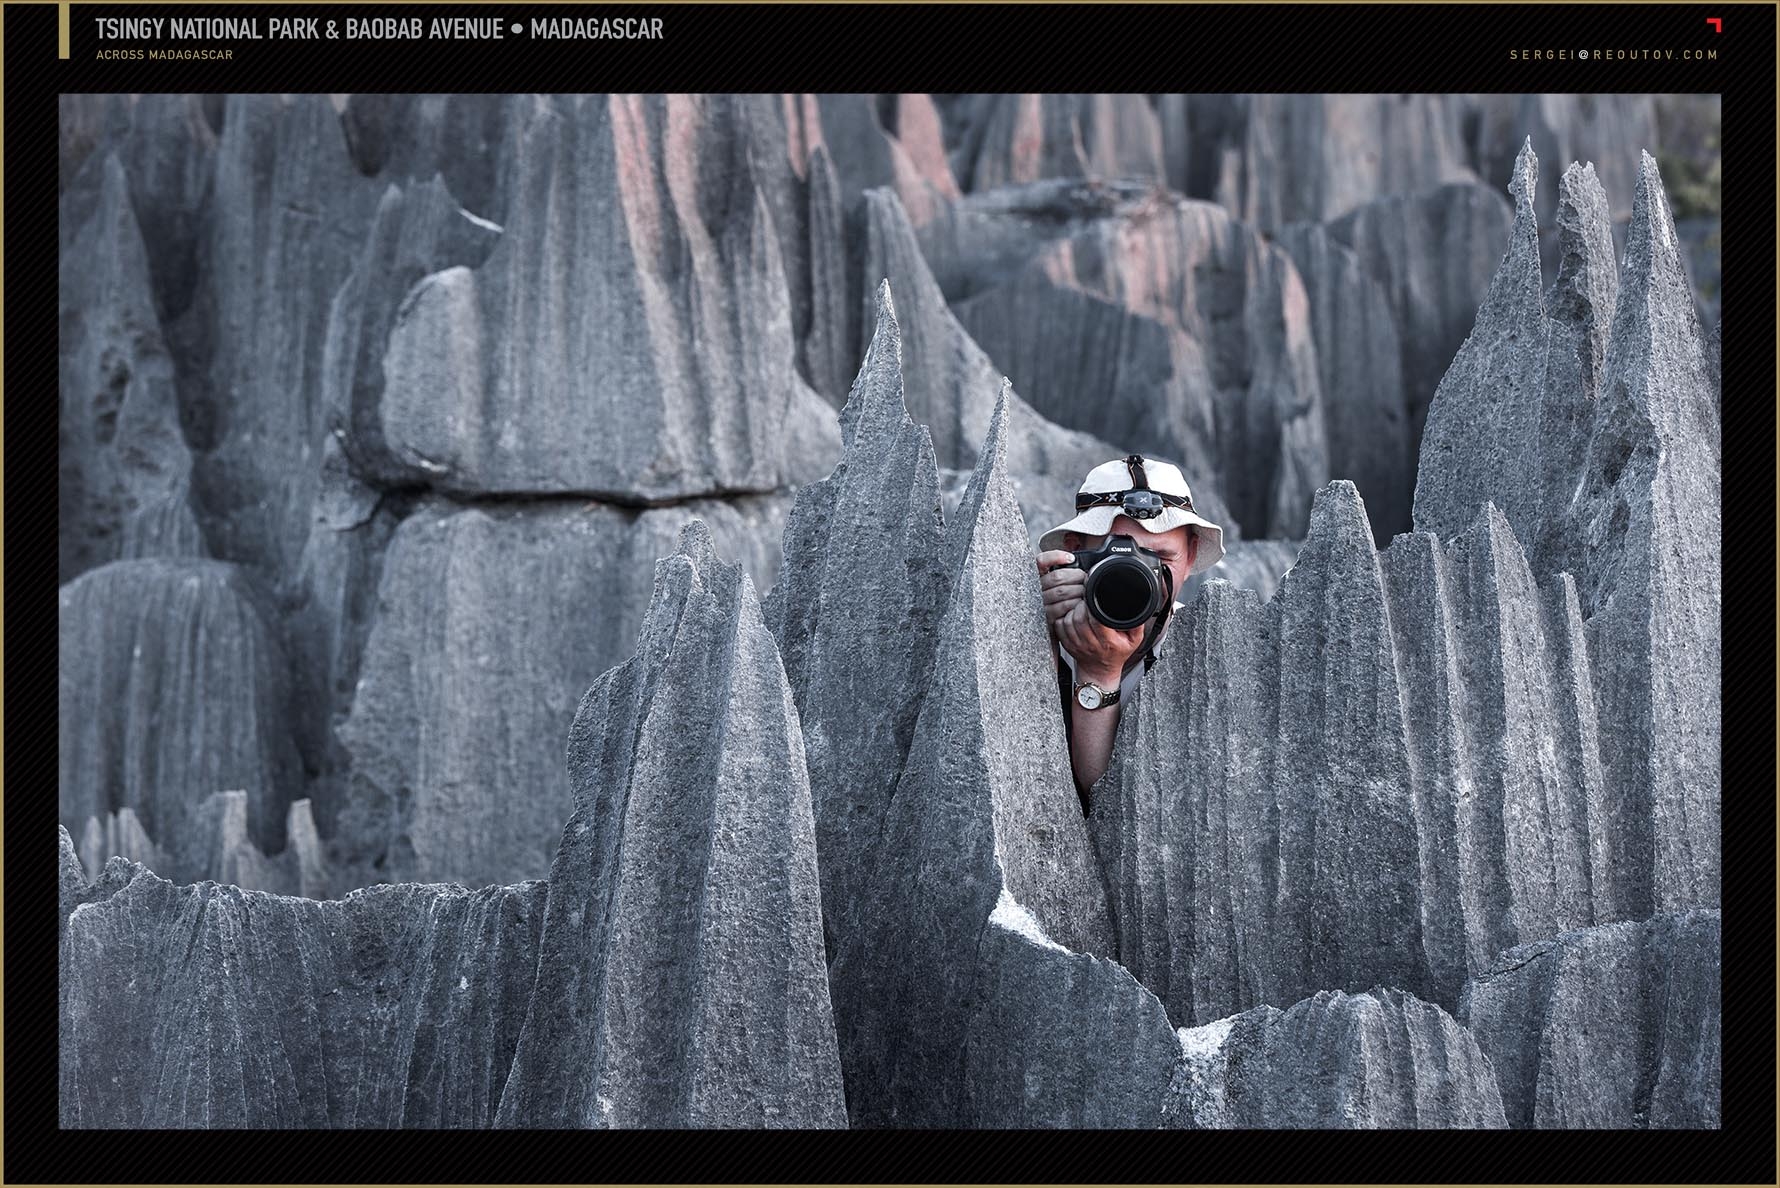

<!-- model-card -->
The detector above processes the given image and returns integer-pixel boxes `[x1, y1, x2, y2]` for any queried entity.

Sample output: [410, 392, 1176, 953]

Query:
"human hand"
[1055, 599, 1147, 688]
[1036, 550, 1084, 637]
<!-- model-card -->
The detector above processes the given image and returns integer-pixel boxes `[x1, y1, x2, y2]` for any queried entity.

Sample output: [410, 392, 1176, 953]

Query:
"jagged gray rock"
[1327, 180, 1515, 455]
[340, 94, 514, 222]
[953, 193, 1328, 538]
[1178, 539, 1301, 607]
[1094, 484, 1613, 1022]
[61, 525, 844, 1129]
[496, 522, 845, 1128]
[764, 281, 950, 955]
[59, 152, 201, 583]
[182, 94, 384, 583]
[79, 793, 327, 898]
[830, 393, 1181, 1128]
[59, 860, 548, 1127]
[955, 94, 1165, 192]
[1176, 988, 1508, 1128]
[1569, 154, 1720, 917]
[859, 186, 1116, 481]
[59, 94, 217, 324]
[323, 175, 503, 490]
[59, 559, 303, 856]
[1196, 94, 1478, 233]
[378, 94, 838, 501]
[1471, 94, 1656, 266]
[336, 494, 789, 888]
[1414, 141, 1552, 543]
[1274, 221, 1411, 541]
[1417, 148, 1719, 918]
[1461, 911, 1720, 1128]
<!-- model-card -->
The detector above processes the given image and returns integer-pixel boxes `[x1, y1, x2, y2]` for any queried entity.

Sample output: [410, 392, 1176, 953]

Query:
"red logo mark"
[1706, 17, 1722, 31]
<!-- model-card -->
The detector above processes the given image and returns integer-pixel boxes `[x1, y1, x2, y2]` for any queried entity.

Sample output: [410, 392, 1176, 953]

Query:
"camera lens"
[1086, 556, 1159, 629]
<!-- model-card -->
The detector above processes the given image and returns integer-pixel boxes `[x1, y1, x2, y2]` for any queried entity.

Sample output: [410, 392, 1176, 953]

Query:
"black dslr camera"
[1062, 535, 1171, 630]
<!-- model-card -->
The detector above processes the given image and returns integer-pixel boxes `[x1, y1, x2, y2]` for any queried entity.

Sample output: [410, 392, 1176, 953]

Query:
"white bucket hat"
[1039, 454, 1226, 577]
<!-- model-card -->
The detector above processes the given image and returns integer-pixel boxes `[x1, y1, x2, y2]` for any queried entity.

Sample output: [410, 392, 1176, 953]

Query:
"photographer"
[1035, 455, 1225, 812]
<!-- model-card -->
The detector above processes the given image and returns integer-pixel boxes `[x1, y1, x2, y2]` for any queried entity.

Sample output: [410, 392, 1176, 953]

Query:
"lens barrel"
[1084, 554, 1162, 630]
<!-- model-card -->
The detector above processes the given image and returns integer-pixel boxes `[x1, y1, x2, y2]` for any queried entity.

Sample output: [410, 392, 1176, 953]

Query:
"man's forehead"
[1112, 517, 1189, 546]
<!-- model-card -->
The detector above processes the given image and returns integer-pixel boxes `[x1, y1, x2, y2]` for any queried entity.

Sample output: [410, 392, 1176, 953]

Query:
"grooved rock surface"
[77, 794, 328, 899]
[1178, 539, 1301, 607]
[59, 862, 549, 1128]
[859, 187, 1117, 484]
[830, 393, 1180, 1128]
[1176, 988, 1508, 1128]
[60, 524, 845, 1129]
[1461, 911, 1720, 1128]
[954, 194, 1327, 538]
[59, 559, 303, 856]
[377, 93, 839, 500]
[496, 522, 845, 1128]
[340, 94, 514, 223]
[1274, 221, 1410, 541]
[953, 94, 1165, 192]
[323, 175, 503, 490]
[765, 282, 951, 954]
[1326, 180, 1515, 456]
[60, 152, 201, 583]
[1196, 94, 1479, 233]
[335, 494, 790, 888]
[1093, 484, 1617, 1023]
[183, 94, 384, 581]
[1417, 147, 1720, 918]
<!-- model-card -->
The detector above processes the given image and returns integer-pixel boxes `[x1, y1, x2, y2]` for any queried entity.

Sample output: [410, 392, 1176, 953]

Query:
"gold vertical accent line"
[59, 0, 71, 58]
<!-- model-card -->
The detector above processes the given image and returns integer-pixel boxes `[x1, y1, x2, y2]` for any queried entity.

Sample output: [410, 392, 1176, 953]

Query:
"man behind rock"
[1035, 455, 1225, 810]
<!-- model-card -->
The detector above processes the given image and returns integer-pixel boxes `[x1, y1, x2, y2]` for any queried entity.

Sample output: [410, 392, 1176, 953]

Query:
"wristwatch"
[1073, 679, 1120, 711]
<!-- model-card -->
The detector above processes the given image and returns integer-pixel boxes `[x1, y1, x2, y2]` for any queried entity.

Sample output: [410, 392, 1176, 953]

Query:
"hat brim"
[1040, 506, 1226, 577]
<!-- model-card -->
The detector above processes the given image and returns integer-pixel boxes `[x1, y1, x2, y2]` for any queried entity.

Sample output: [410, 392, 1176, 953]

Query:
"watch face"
[1076, 684, 1103, 710]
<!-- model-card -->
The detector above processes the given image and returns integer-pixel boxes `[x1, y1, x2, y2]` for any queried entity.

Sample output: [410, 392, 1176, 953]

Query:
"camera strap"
[1123, 563, 1175, 679]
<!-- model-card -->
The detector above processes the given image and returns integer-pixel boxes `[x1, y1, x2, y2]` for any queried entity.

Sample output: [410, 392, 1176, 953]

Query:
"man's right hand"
[1036, 550, 1084, 636]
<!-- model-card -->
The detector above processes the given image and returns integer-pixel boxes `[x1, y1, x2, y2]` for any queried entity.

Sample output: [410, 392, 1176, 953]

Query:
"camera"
[1062, 535, 1171, 630]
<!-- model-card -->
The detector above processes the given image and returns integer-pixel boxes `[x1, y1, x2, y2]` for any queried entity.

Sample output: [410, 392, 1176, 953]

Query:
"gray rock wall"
[1176, 988, 1508, 1128]
[58, 96, 1719, 1131]
[1461, 911, 1720, 1128]
[335, 494, 789, 888]
[496, 523, 845, 1127]
[59, 559, 303, 854]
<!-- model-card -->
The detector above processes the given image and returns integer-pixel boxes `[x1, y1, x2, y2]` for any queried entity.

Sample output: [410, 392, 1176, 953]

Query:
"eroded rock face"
[954, 94, 1165, 192]
[1274, 221, 1410, 541]
[377, 94, 838, 501]
[1176, 988, 1508, 1128]
[1093, 485, 1615, 1023]
[61, 524, 845, 1130]
[336, 494, 789, 888]
[859, 187, 1116, 481]
[1193, 94, 1478, 233]
[75, 794, 327, 899]
[59, 559, 303, 856]
[765, 281, 950, 954]
[1461, 912, 1720, 1128]
[830, 393, 1176, 1128]
[60, 153, 200, 583]
[59, 861, 548, 1128]
[1327, 180, 1515, 457]
[954, 195, 1327, 538]
[497, 522, 845, 1128]
[1417, 147, 1720, 919]
[183, 94, 384, 583]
